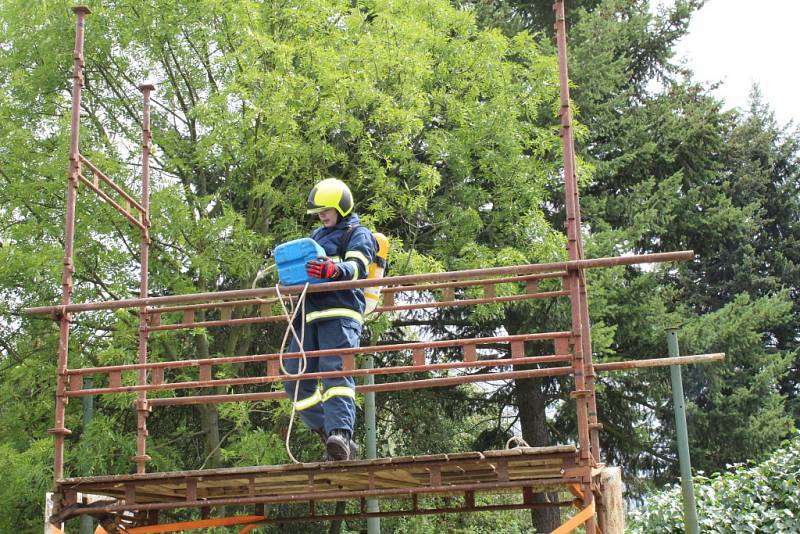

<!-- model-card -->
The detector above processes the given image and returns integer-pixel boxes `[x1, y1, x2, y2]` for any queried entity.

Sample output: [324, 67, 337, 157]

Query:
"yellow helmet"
[306, 178, 353, 218]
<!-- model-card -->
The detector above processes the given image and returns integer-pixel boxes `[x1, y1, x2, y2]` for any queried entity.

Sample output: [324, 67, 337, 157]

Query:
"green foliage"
[0, 0, 566, 529]
[553, 0, 800, 495]
[0, 440, 53, 534]
[1, 0, 798, 531]
[629, 432, 800, 533]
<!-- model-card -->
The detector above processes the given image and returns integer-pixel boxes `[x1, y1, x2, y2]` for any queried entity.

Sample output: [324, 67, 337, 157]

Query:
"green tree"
[565, 0, 798, 490]
[1, 0, 566, 531]
[467, 0, 798, 500]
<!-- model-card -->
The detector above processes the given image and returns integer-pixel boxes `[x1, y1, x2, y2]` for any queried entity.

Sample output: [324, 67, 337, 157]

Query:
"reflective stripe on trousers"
[283, 317, 361, 434]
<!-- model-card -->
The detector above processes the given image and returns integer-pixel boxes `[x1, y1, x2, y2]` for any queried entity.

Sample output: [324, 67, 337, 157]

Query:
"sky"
[653, 0, 800, 125]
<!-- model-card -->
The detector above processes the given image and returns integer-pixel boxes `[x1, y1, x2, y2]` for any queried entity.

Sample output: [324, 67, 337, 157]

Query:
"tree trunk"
[195, 309, 222, 469]
[516, 376, 561, 533]
[328, 501, 346, 534]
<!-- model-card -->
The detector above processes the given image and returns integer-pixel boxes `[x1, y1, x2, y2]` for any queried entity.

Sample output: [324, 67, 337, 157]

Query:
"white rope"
[506, 435, 530, 449]
[274, 282, 311, 464]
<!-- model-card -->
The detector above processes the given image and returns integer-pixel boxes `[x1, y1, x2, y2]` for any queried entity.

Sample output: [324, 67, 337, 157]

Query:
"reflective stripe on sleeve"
[322, 386, 356, 402]
[305, 308, 364, 324]
[345, 250, 370, 272]
[347, 261, 360, 280]
[294, 388, 322, 411]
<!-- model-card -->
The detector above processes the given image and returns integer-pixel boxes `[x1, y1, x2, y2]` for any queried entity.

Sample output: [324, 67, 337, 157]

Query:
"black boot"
[326, 429, 352, 461]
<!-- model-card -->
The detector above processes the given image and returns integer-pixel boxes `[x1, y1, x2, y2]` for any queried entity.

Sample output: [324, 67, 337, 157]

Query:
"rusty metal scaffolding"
[27, 2, 722, 533]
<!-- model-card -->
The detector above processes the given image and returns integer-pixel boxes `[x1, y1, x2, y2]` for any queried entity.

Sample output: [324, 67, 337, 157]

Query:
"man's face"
[317, 208, 339, 228]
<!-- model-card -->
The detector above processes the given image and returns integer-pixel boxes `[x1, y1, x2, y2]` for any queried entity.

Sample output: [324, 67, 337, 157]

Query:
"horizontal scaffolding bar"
[64, 477, 583, 514]
[146, 313, 286, 332]
[24, 250, 693, 316]
[146, 271, 566, 315]
[77, 352, 722, 407]
[148, 366, 576, 406]
[66, 331, 571, 375]
[594, 353, 725, 371]
[374, 290, 569, 313]
[379, 271, 566, 294]
[66, 354, 573, 397]
[144, 290, 570, 333]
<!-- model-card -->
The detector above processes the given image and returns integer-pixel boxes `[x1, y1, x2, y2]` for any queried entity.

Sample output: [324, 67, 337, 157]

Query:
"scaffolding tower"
[26, 3, 722, 533]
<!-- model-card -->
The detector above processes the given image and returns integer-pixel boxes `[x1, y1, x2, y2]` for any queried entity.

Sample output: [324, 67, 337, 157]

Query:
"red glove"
[306, 257, 341, 280]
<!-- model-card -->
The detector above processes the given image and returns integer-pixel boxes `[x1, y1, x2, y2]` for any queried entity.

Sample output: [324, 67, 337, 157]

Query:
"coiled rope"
[252, 265, 312, 464]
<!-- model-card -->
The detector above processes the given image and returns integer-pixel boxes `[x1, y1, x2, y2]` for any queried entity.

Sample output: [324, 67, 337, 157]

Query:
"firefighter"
[283, 178, 377, 461]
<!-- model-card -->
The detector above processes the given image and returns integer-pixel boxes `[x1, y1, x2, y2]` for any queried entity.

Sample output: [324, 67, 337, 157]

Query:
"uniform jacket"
[306, 213, 377, 324]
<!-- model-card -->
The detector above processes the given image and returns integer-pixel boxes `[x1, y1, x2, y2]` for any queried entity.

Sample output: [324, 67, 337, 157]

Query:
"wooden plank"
[483, 448, 522, 458]
[445, 452, 484, 461]
[511, 341, 524, 358]
[184, 309, 194, 324]
[367, 469, 426, 487]
[496, 460, 509, 482]
[428, 465, 442, 486]
[185, 479, 197, 502]
[58, 446, 579, 488]
[124, 483, 136, 503]
[220, 307, 232, 321]
[412, 349, 424, 366]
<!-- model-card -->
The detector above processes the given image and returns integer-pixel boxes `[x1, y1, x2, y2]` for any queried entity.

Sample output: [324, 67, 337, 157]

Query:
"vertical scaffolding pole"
[364, 355, 381, 534]
[51, 5, 91, 483]
[80, 378, 94, 534]
[666, 329, 700, 534]
[134, 84, 155, 474]
[554, 1, 595, 531]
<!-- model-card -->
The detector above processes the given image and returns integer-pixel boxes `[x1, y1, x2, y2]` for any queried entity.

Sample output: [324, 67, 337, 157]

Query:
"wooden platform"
[53, 445, 589, 526]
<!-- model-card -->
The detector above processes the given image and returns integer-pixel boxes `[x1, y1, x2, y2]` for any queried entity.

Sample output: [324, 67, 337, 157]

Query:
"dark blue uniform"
[283, 214, 376, 434]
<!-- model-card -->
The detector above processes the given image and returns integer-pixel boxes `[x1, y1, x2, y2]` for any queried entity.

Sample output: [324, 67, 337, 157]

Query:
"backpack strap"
[337, 224, 360, 260]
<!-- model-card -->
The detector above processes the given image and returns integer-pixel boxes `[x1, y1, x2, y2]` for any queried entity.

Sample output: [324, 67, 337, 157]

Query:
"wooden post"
[44, 493, 60, 534]
[600, 467, 624, 534]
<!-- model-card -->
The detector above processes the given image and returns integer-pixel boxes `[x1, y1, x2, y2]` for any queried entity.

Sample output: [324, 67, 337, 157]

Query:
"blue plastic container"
[274, 238, 327, 285]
